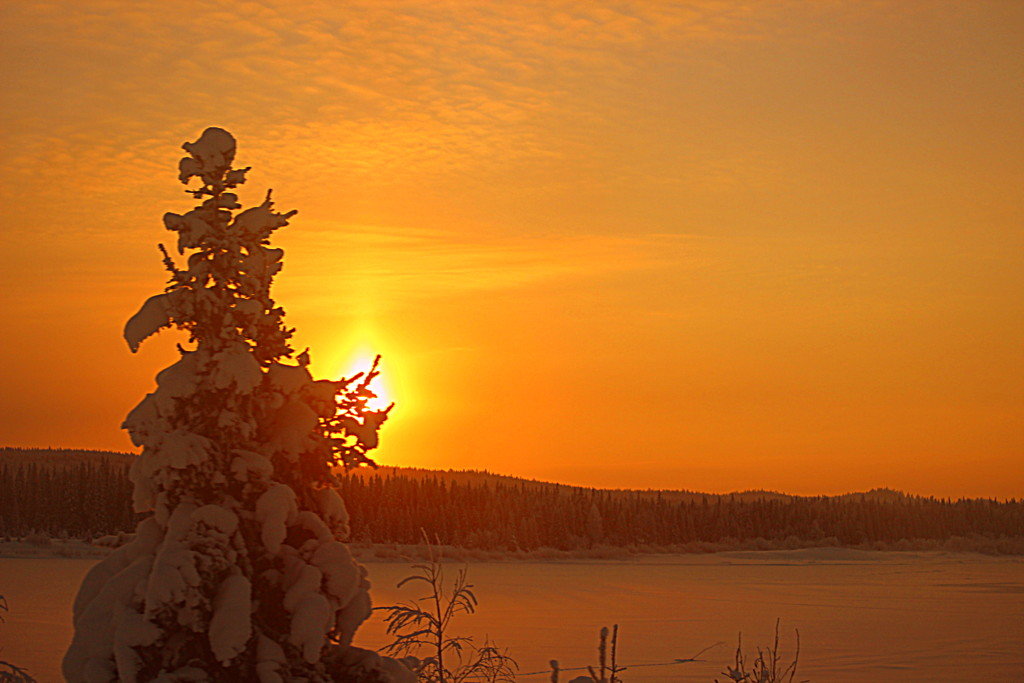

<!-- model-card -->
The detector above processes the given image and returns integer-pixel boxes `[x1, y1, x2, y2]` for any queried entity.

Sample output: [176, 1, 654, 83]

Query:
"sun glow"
[342, 349, 394, 412]
[300, 321, 416, 467]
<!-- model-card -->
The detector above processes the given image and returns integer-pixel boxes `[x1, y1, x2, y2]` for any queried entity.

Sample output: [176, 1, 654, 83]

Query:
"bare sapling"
[378, 539, 516, 682]
[717, 619, 804, 683]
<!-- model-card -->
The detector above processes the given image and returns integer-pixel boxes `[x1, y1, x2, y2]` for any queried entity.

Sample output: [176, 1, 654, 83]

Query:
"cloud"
[278, 221, 701, 314]
[0, 0, 785, 226]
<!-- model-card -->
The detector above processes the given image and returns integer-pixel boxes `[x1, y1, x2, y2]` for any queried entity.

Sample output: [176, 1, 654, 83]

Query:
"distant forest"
[0, 449, 135, 538]
[2, 448, 1021, 553]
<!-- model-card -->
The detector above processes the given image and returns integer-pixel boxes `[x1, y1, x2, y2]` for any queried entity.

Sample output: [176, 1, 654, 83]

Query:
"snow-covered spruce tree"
[63, 128, 414, 683]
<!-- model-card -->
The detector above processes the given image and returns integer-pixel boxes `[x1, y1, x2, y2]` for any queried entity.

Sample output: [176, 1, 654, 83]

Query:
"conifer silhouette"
[63, 128, 413, 682]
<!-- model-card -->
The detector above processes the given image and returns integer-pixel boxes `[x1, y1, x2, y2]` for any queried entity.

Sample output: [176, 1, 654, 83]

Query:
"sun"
[304, 322, 407, 418]
[343, 349, 394, 412]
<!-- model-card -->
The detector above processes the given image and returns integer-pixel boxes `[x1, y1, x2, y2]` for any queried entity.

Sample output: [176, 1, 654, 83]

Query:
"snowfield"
[1, 549, 1021, 681]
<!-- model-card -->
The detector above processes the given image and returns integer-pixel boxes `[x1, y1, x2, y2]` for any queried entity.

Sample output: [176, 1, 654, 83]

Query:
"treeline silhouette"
[339, 472, 1023, 553]
[2, 448, 1021, 553]
[0, 450, 135, 537]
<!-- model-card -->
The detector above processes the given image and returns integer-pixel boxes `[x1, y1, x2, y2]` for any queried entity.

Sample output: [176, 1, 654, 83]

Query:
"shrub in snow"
[63, 128, 414, 682]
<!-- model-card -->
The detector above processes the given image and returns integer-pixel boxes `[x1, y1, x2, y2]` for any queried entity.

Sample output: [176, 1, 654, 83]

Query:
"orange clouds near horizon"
[0, 1, 1021, 499]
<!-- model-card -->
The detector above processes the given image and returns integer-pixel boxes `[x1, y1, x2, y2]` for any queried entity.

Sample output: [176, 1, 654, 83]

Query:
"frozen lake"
[1, 549, 1021, 681]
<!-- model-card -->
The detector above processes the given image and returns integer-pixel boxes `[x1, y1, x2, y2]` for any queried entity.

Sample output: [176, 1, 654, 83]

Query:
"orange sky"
[1, 1, 1021, 498]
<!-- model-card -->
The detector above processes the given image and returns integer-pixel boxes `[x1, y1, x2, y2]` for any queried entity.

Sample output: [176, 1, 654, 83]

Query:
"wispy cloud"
[0, 0, 782, 225]
[280, 222, 701, 314]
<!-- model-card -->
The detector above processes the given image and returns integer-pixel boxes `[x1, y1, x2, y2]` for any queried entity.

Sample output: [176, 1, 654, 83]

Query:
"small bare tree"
[378, 544, 516, 682]
[718, 619, 803, 683]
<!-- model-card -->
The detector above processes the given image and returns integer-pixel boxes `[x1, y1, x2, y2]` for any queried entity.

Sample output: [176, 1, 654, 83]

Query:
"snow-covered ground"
[1, 549, 1021, 681]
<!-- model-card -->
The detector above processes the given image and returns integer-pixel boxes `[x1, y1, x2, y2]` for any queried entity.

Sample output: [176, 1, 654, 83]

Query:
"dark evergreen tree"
[61, 130, 413, 682]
